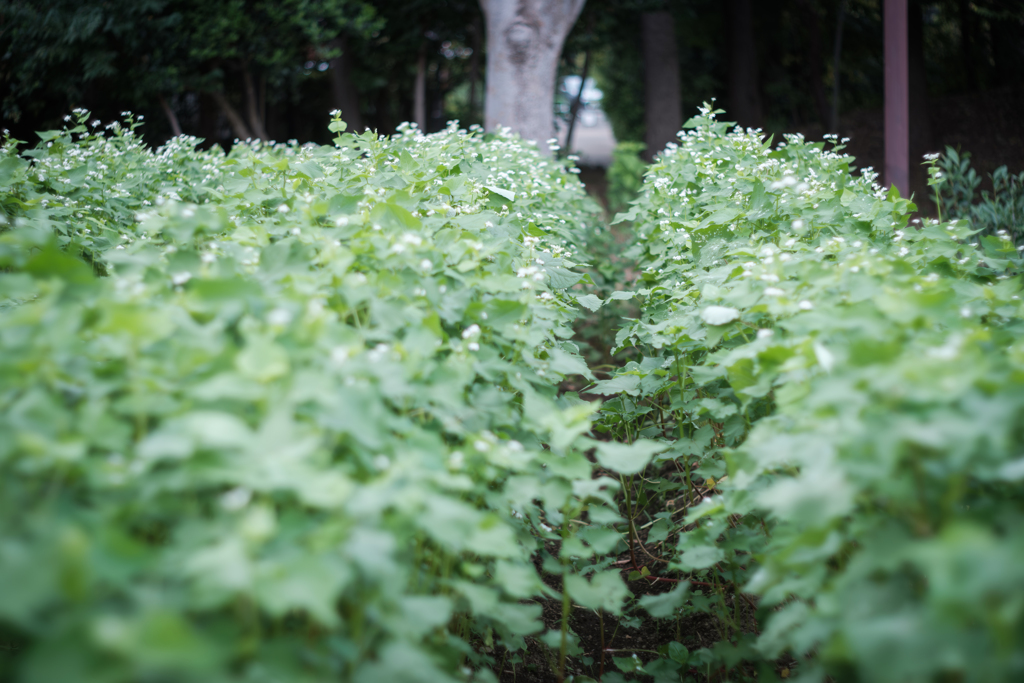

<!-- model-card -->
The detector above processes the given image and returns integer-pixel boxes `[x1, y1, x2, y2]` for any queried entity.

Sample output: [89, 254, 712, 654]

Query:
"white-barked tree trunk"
[479, 0, 586, 155]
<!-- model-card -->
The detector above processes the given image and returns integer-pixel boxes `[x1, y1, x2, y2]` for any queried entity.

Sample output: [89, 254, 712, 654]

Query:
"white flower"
[799, 300, 813, 310]
[960, 307, 971, 318]
[171, 272, 192, 286]
[267, 308, 292, 326]
[462, 324, 481, 339]
[701, 306, 740, 325]
[467, 342, 480, 351]
[764, 287, 784, 296]
[813, 342, 835, 372]
[220, 487, 251, 511]
[757, 328, 774, 339]
[419, 259, 432, 270]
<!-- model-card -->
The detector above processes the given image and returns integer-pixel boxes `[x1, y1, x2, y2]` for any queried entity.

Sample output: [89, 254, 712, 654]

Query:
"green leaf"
[546, 265, 583, 289]
[0, 156, 25, 186]
[588, 374, 641, 396]
[25, 243, 95, 285]
[369, 201, 421, 230]
[576, 293, 603, 311]
[564, 571, 630, 614]
[484, 185, 515, 201]
[674, 544, 723, 571]
[700, 305, 740, 325]
[668, 641, 689, 664]
[638, 580, 690, 618]
[546, 348, 594, 380]
[235, 336, 290, 382]
[612, 655, 646, 673]
[490, 602, 544, 634]
[591, 439, 669, 475]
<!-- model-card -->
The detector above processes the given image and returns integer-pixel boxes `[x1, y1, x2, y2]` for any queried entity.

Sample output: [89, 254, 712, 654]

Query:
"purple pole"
[885, 0, 909, 197]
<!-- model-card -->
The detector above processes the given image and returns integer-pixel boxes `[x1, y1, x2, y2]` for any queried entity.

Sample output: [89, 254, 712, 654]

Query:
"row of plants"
[581, 107, 1024, 681]
[2, 104, 1022, 683]
[929, 146, 1024, 248]
[0, 110, 660, 682]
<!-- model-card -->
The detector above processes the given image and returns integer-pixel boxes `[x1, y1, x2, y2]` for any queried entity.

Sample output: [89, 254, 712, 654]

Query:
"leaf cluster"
[0, 113, 622, 682]
[589, 107, 1024, 681]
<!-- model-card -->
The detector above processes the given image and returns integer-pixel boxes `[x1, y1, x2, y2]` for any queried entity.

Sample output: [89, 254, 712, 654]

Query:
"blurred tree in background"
[578, 0, 1022, 145]
[0, 0, 1021, 176]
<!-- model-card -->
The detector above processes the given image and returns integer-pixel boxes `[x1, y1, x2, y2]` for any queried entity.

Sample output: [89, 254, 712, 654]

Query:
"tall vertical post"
[884, 0, 909, 196]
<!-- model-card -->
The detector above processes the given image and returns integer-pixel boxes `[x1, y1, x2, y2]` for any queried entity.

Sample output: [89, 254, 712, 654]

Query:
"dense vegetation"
[1, 107, 1022, 682]
[588, 108, 1024, 681]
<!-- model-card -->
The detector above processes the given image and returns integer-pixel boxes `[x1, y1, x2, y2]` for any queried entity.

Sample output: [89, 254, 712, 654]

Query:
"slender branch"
[158, 95, 183, 137]
[562, 47, 590, 157]
[210, 90, 252, 140]
[241, 64, 268, 140]
[831, 0, 848, 132]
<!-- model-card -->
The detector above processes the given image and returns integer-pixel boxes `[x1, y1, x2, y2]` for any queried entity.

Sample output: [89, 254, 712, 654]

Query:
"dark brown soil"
[492, 539, 762, 683]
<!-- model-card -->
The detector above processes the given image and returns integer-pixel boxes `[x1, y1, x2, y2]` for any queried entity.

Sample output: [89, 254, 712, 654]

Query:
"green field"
[1, 107, 1022, 683]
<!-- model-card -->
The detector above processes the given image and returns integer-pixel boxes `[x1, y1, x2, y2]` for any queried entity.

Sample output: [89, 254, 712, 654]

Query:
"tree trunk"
[159, 95, 183, 137]
[641, 10, 682, 161]
[956, 0, 978, 90]
[468, 16, 482, 120]
[210, 90, 252, 141]
[259, 74, 267, 137]
[797, 0, 830, 128]
[198, 92, 220, 146]
[414, 41, 428, 130]
[563, 48, 590, 156]
[728, 0, 763, 129]
[884, 0, 909, 196]
[831, 0, 848, 132]
[241, 65, 269, 140]
[479, 0, 586, 155]
[908, 0, 932, 196]
[327, 36, 363, 131]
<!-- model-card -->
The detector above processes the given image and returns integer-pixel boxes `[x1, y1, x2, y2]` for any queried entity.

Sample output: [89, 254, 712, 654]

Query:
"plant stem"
[559, 510, 572, 682]
[620, 474, 639, 569]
